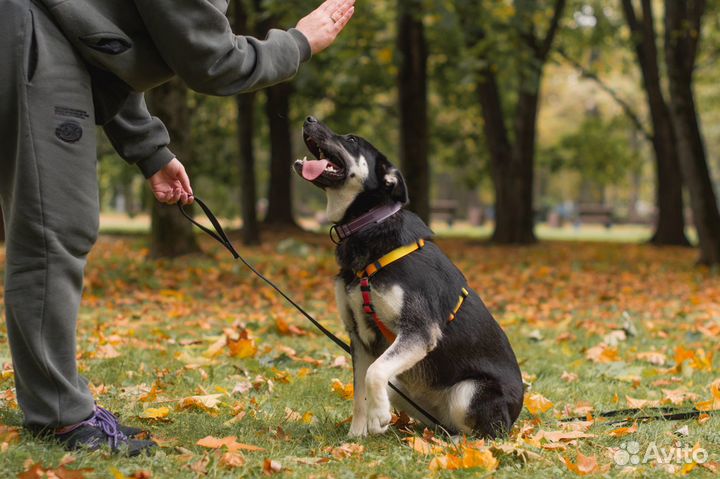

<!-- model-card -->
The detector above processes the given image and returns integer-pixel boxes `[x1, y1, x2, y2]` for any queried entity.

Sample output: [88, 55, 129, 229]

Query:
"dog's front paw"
[348, 417, 368, 438]
[366, 407, 391, 435]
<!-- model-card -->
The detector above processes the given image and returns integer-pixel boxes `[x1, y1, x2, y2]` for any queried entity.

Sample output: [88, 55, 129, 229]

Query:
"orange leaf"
[607, 422, 638, 437]
[524, 393, 553, 415]
[262, 459, 282, 475]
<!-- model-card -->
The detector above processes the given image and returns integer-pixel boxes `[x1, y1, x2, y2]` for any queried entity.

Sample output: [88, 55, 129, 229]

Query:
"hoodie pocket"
[80, 33, 132, 55]
[24, 9, 38, 83]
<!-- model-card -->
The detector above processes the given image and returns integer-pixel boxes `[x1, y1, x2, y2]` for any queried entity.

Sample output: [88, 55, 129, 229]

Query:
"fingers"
[331, 0, 354, 20]
[176, 163, 194, 199]
[320, 0, 342, 14]
[333, 5, 354, 32]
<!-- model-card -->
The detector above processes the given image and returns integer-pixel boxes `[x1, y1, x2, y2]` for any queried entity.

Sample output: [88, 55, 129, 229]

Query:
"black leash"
[177, 197, 445, 430]
[562, 406, 713, 426]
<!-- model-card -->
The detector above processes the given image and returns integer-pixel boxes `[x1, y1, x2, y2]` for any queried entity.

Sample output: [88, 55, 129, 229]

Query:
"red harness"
[356, 240, 469, 344]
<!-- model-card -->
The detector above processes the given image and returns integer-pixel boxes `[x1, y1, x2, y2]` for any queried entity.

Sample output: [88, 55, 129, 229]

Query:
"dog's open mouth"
[295, 136, 347, 187]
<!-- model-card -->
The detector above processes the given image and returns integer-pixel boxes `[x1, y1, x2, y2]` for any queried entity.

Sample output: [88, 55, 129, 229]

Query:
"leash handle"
[176, 197, 446, 430]
[178, 198, 239, 259]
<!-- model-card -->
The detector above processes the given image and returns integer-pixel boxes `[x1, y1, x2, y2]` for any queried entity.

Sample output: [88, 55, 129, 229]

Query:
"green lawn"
[0, 232, 718, 478]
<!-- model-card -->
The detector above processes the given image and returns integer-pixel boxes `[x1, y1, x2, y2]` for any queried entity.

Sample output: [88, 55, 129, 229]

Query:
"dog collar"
[329, 202, 403, 244]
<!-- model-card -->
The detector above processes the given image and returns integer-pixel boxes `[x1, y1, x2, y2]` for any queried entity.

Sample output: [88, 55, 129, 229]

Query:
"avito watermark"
[613, 441, 708, 467]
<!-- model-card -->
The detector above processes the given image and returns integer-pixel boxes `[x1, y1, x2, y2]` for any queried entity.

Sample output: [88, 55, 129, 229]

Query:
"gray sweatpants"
[0, 0, 97, 428]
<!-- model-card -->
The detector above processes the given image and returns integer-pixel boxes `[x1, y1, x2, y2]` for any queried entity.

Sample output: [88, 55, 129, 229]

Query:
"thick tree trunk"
[398, 0, 430, 223]
[664, 0, 720, 265]
[264, 81, 297, 227]
[621, 0, 689, 246]
[236, 92, 260, 245]
[234, 0, 260, 245]
[146, 78, 201, 258]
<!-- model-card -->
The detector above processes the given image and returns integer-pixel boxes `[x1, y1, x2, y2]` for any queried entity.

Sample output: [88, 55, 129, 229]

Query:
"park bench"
[431, 200, 458, 227]
[576, 204, 614, 228]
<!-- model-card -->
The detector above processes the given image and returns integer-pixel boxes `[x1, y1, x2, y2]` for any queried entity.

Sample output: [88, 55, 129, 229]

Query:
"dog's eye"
[346, 136, 357, 143]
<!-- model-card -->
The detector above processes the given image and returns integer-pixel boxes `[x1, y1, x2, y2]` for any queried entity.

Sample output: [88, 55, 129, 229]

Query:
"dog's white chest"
[335, 278, 405, 346]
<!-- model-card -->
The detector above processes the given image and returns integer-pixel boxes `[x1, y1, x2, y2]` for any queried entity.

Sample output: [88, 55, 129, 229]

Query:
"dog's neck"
[332, 203, 402, 242]
[335, 208, 434, 282]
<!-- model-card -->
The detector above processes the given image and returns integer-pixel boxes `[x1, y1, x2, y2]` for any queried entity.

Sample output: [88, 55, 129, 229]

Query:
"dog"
[294, 117, 524, 438]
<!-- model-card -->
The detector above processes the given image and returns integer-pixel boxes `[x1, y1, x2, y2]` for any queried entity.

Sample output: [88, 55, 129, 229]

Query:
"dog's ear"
[376, 156, 409, 205]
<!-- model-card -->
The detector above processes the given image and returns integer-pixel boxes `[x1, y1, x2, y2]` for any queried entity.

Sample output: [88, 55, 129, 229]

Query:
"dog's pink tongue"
[302, 159, 329, 181]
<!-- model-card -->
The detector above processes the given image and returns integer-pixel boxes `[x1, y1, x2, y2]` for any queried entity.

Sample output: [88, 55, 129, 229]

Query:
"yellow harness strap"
[357, 239, 426, 278]
[355, 239, 470, 343]
[449, 288, 470, 321]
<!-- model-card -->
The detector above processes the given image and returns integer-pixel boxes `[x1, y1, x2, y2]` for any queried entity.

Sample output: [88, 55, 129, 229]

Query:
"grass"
[0, 231, 718, 478]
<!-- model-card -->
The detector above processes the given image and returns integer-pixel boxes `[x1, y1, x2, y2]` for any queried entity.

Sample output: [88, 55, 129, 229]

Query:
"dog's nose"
[305, 116, 318, 124]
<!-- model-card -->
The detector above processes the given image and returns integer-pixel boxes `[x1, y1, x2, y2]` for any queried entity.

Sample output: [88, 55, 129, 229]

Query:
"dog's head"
[294, 117, 408, 223]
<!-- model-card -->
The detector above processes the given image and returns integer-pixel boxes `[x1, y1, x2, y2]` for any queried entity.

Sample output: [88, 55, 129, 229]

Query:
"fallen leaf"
[607, 422, 638, 437]
[331, 379, 354, 400]
[220, 452, 246, 468]
[262, 459, 282, 475]
[178, 394, 223, 412]
[562, 452, 606, 475]
[139, 407, 170, 421]
[524, 393, 553, 415]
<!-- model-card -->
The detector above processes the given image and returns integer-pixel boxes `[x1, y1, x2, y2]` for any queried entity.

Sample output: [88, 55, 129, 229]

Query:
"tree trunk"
[398, 0, 430, 223]
[236, 92, 261, 244]
[264, 81, 297, 227]
[621, 0, 689, 246]
[664, 0, 720, 265]
[146, 78, 201, 258]
[0, 208, 4, 243]
[234, 0, 260, 245]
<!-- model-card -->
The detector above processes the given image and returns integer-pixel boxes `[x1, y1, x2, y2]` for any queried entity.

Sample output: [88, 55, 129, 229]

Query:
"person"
[0, 0, 354, 455]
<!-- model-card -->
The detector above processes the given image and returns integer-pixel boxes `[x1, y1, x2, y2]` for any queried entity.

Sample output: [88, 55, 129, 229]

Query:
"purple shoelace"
[82, 406, 128, 448]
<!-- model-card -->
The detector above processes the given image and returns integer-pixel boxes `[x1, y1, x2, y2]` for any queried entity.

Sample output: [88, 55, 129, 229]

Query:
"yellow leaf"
[428, 454, 461, 471]
[228, 338, 257, 358]
[139, 407, 170, 421]
[461, 447, 498, 471]
[524, 393, 553, 415]
[178, 394, 223, 412]
[301, 412, 315, 424]
[331, 379, 354, 400]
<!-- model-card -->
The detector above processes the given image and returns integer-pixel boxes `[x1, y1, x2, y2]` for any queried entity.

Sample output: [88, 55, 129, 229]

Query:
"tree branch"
[538, 0, 567, 60]
[556, 48, 653, 142]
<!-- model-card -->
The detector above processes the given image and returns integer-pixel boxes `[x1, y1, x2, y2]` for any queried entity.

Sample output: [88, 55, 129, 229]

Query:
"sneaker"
[55, 406, 156, 456]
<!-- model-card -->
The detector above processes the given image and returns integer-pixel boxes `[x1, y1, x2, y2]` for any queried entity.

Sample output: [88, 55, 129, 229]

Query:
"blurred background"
[7, 0, 719, 264]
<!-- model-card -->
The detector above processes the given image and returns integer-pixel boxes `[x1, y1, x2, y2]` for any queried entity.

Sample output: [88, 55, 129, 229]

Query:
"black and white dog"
[294, 117, 523, 438]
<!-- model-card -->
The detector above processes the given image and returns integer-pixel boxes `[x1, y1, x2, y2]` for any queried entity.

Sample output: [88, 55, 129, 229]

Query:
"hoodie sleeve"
[103, 92, 175, 178]
[133, 0, 312, 96]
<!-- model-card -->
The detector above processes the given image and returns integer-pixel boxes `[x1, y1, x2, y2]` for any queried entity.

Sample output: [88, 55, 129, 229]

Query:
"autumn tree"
[146, 78, 201, 258]
[459, 0, 567, 244]
[234, 0, 261, 244]
[398, 0, 430, 222]
[620, 0, 689, 246]
[664, 0, 720, 264]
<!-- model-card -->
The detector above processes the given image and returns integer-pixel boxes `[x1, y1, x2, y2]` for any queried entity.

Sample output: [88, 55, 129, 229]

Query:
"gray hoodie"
[39, 0, 311, 176]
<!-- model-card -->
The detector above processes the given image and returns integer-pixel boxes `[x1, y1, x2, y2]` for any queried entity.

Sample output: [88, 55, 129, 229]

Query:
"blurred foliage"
[95, 0, 720, 219]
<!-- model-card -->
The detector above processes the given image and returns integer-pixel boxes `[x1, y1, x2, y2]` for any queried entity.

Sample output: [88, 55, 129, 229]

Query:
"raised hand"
[295, 0, 355, 55]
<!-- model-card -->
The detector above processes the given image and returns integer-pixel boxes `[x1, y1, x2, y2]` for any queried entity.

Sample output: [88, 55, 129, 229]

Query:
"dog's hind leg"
[348, 333, 374, 438]
[365, 336, 432, 434]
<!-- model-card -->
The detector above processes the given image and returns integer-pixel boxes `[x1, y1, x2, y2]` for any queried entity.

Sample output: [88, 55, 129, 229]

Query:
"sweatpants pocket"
[24, 9, 38, 83]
